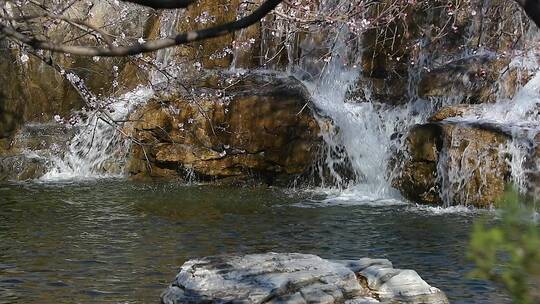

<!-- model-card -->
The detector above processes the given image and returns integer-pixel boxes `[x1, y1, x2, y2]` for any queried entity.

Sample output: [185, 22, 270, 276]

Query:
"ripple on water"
[0, 180, 511, 304]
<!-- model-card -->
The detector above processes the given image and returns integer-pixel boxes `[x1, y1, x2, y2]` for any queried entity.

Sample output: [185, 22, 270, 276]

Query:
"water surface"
[0, 181, 509, 303]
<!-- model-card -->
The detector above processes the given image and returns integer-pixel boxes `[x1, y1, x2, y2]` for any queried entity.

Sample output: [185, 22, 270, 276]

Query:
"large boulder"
[393, 120, 511, 207]
[418, 55, 532, 104]
[161, 252, 448, 304]
[126, 72, 323, 184]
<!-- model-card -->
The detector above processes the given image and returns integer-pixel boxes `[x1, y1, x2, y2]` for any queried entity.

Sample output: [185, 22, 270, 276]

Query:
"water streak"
[41, 87, 154, 181]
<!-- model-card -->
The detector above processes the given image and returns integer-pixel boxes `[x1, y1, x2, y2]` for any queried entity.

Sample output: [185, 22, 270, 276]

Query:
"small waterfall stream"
[299, 39, 410, 202]
[304, 54, 539, 204]
[41, 87, 154, 181]
[40, 10, 183, 181]
[288, 13, 540, 204]
[445, 70, 540, 196]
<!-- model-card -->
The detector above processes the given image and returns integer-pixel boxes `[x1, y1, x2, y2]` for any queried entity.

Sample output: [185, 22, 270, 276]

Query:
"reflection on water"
[0, 181, 509, 303]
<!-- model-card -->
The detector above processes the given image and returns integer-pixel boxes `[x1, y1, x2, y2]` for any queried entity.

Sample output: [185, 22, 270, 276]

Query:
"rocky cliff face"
[0, 46, 81, 138]
[357, 0, 531, 105]
[3, 0, 529, 127]
[0, 1, 152, 137]
[0, 0, 537, 206]
[126, 72, 322, 184]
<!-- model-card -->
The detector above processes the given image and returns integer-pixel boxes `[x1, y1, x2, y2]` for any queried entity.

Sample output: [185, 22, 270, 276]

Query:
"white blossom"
[20, 53, 29, 63]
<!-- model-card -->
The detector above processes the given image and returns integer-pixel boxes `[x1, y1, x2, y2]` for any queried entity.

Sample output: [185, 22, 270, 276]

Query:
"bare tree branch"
[0, 0, 283, 57]
[123, 0, 196, 9]
[6, 13, 115, 46]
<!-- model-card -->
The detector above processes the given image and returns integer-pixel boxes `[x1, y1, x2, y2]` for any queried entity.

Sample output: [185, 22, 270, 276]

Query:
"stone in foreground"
[161, 253, 448, 304]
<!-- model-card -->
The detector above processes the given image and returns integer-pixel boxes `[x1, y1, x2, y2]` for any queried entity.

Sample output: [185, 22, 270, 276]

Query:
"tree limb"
[6, 13, 115, 46]
[0, 0, 283, 57]
[123, 0, 196, 9]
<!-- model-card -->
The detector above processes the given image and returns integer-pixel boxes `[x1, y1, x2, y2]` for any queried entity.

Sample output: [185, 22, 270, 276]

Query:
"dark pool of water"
[0, 180, 510, 303]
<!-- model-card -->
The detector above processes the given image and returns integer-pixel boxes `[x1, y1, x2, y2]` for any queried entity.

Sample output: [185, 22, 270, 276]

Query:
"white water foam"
[298, 27, 436, 205]
[292, 190, 407, 208]
[454, 70, 540, 129]
[405, 204, 486, 215]
[41, 87, 154, 181]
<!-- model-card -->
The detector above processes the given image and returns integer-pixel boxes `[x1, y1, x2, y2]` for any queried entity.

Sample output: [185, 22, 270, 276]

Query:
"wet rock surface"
[127, 72, 322, 184]
[418, 55, 530, 104]
[427, 105, 477, 122]
[161, 253, 448, 304]
[0, 155, 49, 181]
[393, 120, 511, 207]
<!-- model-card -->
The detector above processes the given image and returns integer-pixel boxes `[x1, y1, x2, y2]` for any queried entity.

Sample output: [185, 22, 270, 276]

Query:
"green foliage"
[468, 188, 540, 304]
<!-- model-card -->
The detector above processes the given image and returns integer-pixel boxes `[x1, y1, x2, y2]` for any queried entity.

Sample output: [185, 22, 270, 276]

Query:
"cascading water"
[35, 0, 539, 207]
[306, 55, 539, 206]
[288, 9, 540, 206]
[40, 8, 183, 181]
[265, 0, 480, 206]
[41, 87, 154, 181]
[291, 22, 435, 204]
[152, 9, 182, 85]
[446, 68, 540, 196]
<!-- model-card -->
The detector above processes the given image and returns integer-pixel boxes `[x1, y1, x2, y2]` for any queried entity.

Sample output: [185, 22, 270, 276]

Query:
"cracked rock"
[160, 252, 448, 304]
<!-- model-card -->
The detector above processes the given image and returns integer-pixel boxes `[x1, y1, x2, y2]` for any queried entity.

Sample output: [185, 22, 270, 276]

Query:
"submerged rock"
[126, 72, 323, 185]
[0, 154, 49, 181]
[160, 252, 448, 304]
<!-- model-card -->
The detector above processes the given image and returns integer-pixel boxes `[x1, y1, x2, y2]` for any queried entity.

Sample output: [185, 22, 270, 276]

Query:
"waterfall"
[292, 25, 410, 202]
[33, 0, 539, 204]
[445, 69, 540, 196]
[40, 10, 183, 181]
[284, 6, 540, 205]
[41, 87, 154, 181]
[305, 54, 539, 205]
[152, 10, 182, 85]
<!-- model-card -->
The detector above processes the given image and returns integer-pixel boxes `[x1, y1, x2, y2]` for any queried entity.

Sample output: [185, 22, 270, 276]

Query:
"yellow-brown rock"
[428, 105, 475, 122]
[418, 55, 516, 104]
[393, 122, 511, 207]
[0, 2, 153, 137]
[126, 73, 322, 184]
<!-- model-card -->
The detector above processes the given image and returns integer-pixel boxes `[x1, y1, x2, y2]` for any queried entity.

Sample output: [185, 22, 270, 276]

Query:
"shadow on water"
[0, 180, 510, 304]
